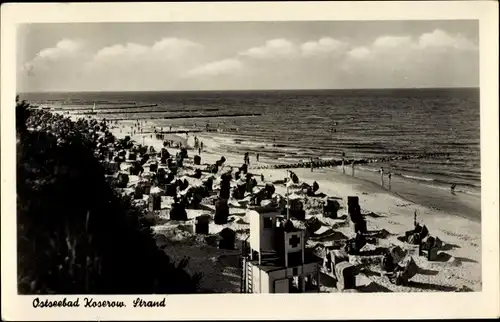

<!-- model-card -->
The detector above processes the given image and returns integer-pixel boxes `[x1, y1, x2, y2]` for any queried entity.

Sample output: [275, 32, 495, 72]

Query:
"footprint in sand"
[442, 230, 471, 241]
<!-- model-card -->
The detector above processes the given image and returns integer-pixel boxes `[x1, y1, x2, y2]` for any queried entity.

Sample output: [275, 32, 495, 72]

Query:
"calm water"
[20, 88, 481, 194]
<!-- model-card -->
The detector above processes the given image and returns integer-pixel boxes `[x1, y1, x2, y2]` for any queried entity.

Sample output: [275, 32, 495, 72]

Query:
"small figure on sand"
[256, 153, 260, 162]
[198, 147, 201, 155]
[388, 171, 392, 191]
[380, 167, 384, 187]
[351, 160, 355, 177]
[450, 184, 457, 195]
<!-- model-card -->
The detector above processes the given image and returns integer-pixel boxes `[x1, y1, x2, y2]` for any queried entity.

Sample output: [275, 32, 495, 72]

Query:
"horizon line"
[19, 86, 480, 94]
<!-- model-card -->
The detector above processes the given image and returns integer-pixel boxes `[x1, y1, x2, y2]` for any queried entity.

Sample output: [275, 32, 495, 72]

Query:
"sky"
[16, 20, 479, 92]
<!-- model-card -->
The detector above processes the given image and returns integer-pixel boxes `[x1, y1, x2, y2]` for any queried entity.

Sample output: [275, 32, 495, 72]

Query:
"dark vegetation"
[16, 96, 201, 294]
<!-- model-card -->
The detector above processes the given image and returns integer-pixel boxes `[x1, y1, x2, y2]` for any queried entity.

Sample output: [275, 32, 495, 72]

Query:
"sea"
[20, 88, 481, 197]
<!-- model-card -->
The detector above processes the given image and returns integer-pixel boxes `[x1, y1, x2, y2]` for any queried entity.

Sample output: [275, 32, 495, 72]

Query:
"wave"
[399, 173, 435, 182]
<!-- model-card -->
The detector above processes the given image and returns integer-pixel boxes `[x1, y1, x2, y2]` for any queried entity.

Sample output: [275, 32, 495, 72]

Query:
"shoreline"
[192, 131, 481, 222]
[106, 119, 481, 292]
[63, 113, 481, 222]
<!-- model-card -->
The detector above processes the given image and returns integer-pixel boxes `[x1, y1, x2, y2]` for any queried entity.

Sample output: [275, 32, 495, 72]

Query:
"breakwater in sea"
[249, 152, 452, 170]
[110, 113, 263, 121]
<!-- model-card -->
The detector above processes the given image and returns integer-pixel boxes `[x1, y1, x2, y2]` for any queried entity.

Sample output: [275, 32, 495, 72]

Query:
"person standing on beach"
[198, 147, 201, 155]
[342, 157, 345, 174]
[450, 184, 456, 194]
[388, 171, 392, 191]
[351, 161, 355, 177]
[380, 168, 384, 187]
[256, 153, 260, 162]
[311, 158, 314, 172]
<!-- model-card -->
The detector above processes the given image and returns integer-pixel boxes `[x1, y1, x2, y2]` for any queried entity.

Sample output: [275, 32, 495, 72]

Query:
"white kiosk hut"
[241, 207, 322, 293]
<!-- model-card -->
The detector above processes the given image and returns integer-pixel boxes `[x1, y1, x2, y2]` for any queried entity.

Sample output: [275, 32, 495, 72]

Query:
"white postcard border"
[1, 1, 499, 320]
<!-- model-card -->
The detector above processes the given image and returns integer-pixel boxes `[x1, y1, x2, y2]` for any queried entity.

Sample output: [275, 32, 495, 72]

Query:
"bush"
[16, 105, 201, 294]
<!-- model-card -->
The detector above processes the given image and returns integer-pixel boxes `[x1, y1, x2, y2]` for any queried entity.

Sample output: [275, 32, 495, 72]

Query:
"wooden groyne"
[109, 113, 262, 121]
[249, 153, 451, 170]
[55, 103, 159, 111]
[142, 130, 205, 134]
[76, 109, 221, 115]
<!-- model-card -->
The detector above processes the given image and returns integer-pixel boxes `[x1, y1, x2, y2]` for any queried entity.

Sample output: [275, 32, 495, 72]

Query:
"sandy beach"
[109, 120, 481, 293]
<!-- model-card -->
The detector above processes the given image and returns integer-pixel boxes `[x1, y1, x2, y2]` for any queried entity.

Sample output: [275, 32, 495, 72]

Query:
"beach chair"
[420, 236, 441, 261]
[389, 256, 419, 286]
[149, 162, 158, 173]
[335, 261, 357, 290]
[194, 215, 211, 234]
[194, 155, 201, 165]
[149, 194, 161, 211]
[323, 199, 340, 219]
[214, 199, 230, 225]
[218, 228, 236, 250]
[170, 202, 188, 221]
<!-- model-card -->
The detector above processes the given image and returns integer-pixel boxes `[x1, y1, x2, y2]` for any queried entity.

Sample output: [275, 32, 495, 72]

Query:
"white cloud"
[372, 35, 413, 49]
[346, 29, 477, 63]
[417, 29, 477, 51]
[301, 37, 347, 57]
[239, 38, 298, 59]
[88, 38, 203, 68]
[348, 46, 371, 60]
[340, 29, 478, 88]
[37, 39, 84, 59]
[19, 29, 478, 91]
[186, 58, 243, 77]
[22, 38, 86, 73]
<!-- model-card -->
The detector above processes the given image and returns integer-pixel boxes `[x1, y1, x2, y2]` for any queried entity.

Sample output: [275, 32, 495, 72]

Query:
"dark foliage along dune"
[16, 96, 201, 294]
